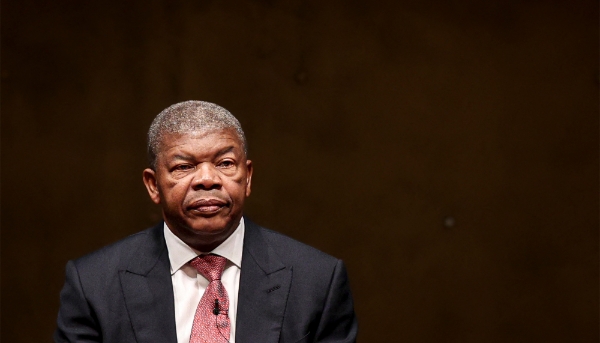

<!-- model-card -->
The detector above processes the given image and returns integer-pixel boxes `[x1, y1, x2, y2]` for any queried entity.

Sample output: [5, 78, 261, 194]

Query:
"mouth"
[187, 198, 228, 215]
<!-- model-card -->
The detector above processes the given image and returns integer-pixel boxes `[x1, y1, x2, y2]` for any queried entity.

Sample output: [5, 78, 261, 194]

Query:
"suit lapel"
[236, 219, 292, 343]
[119, 224, 177, 343]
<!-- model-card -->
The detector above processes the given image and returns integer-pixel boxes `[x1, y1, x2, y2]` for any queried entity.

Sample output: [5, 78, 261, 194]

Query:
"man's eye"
[218, 160, 234, 168]
[174, 165, 194, 171]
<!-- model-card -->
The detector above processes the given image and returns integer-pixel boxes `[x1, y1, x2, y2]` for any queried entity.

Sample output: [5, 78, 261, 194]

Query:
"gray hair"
[147, 100, 247, 169]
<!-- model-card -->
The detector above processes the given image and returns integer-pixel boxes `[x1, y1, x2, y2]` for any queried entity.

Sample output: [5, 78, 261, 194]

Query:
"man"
[55, 101, 358, 343]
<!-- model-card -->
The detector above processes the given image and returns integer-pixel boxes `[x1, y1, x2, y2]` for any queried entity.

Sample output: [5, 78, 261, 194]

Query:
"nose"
[191, 163, 222, 190]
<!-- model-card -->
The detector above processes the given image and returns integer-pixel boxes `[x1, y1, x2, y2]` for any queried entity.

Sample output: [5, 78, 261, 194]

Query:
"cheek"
[160, 180, 189, 203]
[224, 180, 246, 199]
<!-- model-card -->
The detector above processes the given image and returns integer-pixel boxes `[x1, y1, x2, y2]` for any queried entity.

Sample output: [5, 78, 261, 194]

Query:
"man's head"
[143, 101, 252, 252]
[147, 101, 247, 170]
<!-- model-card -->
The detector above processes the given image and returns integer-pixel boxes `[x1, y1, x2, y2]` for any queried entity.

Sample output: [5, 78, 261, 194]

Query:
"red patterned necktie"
[189, 254, 230, 343]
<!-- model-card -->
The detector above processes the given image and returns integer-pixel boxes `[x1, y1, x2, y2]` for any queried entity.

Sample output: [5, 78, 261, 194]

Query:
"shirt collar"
[163, 218, 245, 275]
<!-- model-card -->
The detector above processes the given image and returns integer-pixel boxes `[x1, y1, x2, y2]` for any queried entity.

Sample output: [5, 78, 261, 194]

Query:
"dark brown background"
[2, 1, 598, 342]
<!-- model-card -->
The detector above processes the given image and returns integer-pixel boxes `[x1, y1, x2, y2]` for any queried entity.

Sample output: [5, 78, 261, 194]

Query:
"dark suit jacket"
[54, 219, 358, 343]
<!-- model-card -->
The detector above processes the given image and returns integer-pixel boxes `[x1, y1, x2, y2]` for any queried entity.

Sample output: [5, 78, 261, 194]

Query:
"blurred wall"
[2, 1, 598, 342]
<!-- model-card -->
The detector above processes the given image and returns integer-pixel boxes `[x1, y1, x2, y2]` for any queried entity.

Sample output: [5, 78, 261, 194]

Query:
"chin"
[186, 218, 233, 236]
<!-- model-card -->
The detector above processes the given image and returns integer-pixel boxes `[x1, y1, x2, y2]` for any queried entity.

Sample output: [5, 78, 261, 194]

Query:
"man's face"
[143, 128, 252, 251]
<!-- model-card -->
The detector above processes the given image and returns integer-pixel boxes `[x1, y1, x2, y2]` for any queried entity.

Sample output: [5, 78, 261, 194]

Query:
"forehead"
[158, 129, 244, 155]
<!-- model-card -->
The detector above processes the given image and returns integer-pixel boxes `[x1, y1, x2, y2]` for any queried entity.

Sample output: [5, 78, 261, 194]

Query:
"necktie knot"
[190, 254, 227, 282]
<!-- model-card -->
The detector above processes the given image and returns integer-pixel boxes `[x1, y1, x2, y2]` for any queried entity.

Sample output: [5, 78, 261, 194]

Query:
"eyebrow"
[172, 154, 195, 161]
[171, 146, 236, 162]
[215, 146, 235, 157]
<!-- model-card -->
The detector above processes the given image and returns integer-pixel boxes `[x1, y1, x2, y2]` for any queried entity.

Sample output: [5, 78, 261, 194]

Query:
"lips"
[187, 198, 228, 214]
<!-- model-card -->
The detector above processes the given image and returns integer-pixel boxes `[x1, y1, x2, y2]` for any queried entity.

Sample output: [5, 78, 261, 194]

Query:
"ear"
[245, 159, 253, 197]
[143, 168, 161, 204]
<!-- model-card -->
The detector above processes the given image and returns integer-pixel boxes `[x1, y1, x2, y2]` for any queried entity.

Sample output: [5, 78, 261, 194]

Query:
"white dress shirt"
[164, 220, 244, 343]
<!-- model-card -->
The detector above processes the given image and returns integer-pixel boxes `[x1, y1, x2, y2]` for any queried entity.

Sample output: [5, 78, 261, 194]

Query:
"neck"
[165, 218, 241, 253]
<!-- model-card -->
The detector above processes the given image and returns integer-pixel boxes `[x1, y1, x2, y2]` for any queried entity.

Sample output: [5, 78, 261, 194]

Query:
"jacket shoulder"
[71, 225, 161, 274]
[249, 221, 340, 270]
